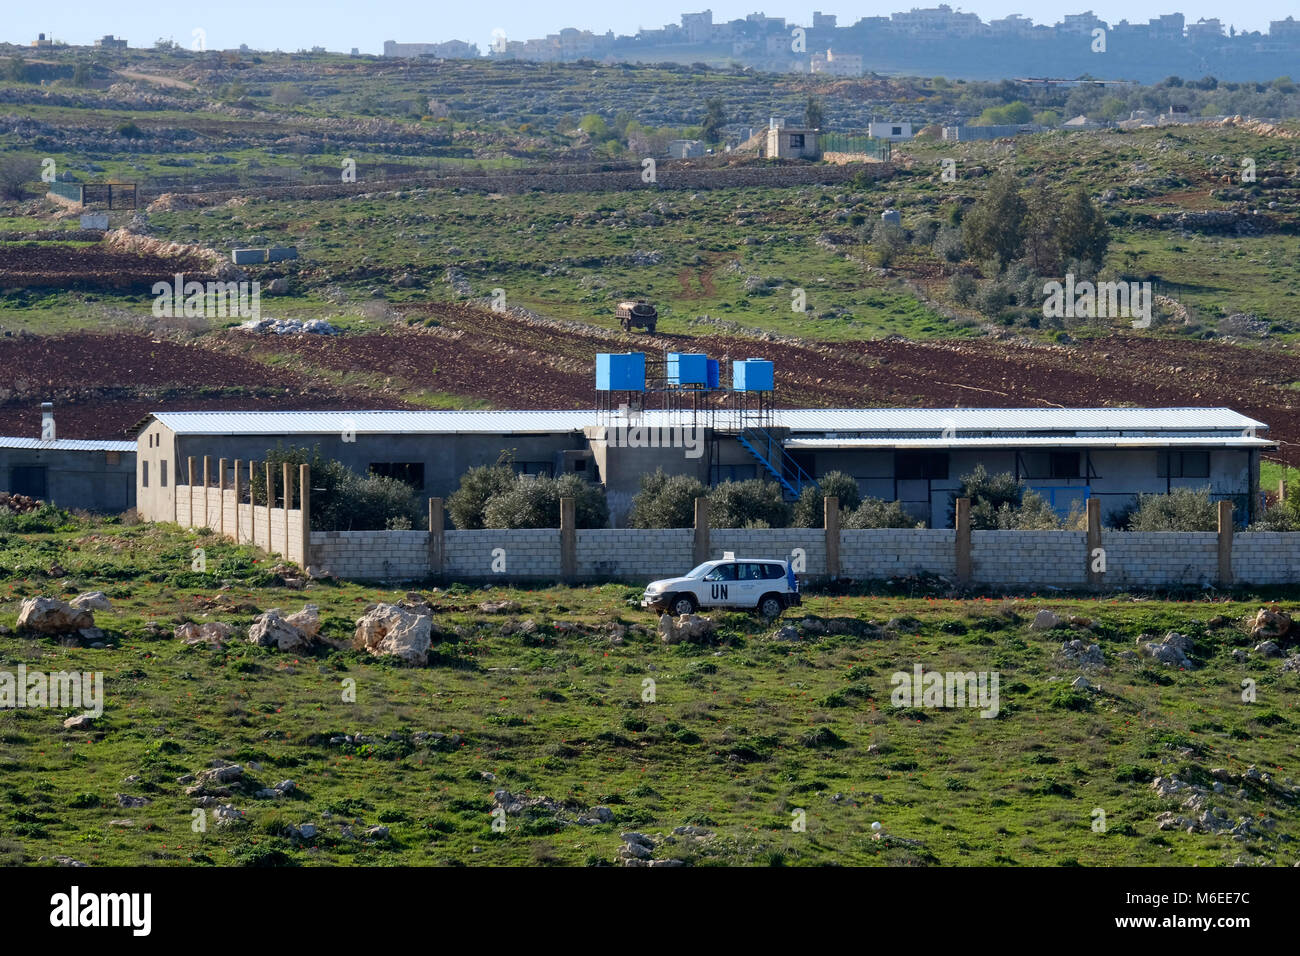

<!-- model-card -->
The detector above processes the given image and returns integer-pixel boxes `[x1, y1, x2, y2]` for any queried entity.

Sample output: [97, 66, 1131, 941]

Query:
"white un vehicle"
[641, 555, 801, 619]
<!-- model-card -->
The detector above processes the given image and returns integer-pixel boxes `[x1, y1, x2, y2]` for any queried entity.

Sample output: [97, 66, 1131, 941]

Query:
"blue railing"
[736, 428, 818, 499]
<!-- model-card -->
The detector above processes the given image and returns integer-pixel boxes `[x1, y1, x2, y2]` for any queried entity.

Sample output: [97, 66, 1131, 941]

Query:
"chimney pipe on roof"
[40, 402, 54, 442]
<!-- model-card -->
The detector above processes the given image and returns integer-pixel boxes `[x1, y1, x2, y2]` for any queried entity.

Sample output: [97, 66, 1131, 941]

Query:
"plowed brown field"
[0, 243, 212, 290]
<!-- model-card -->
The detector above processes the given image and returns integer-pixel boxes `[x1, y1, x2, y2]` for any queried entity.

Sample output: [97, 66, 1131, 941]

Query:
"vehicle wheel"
[757, 593, 784, 619]
[668, 594, 697, 616]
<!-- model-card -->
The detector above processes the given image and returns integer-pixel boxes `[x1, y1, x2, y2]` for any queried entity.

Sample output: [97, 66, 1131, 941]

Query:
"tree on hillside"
[804, 95, 825, 130]
[700, 97, 726, 143]
[962, 172, 1027, 270]
[1056, 186, 1110, 268]
[0, 155, 39, 201]
[629, 470, 707, 528]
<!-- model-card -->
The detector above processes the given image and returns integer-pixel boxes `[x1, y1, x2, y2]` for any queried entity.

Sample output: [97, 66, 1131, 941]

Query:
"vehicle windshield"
[684, 562, 717, 579]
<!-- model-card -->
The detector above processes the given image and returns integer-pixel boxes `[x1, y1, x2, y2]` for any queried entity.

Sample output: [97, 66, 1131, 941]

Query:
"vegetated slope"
[0, 520, 1296, 867]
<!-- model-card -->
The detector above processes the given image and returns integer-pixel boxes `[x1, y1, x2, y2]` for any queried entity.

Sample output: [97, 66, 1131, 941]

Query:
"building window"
[789, 133, 805, 149]
[895, 451, 949, 480]
[369, 462, 425, 489]
[1018, 451, 1082, 479]
[10, 466, 46, 499]
[161, 460, 168, 487]
[1158, 451, 1210, 479]
[891, 126, 903, 136]
[142, 461, 149, 487]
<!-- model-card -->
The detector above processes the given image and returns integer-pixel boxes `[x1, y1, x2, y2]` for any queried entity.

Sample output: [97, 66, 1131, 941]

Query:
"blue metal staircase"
[736, 428, 818, 500]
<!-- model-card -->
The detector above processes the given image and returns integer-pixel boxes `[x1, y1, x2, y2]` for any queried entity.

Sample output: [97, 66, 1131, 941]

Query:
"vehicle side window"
[739, 563, 761, 580]
[763, 564, 784, 580]
[704, 564, 737, 581]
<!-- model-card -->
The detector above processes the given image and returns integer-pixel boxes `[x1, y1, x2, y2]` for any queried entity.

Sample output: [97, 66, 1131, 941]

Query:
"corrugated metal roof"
[775, 407, 1267, 433]
[786, 436, 1277, 450]
[0, 436, 136, 452]
[143, 407, 1268, 437]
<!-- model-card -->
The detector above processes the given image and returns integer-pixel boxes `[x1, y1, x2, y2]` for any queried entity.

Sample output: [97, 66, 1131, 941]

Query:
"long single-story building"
[133, 407, 1271, 527]
[1, 436, 137, 511]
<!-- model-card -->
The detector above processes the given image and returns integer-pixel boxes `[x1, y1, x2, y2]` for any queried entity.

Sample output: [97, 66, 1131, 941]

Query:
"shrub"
[932, 224, 965, 264]
[842, 497, 920, 529]
[707, 479, 791, 529]
[949, 273, 977, 305]
[792, 470, 860, 527]
[0, 502, 75, 533]
[628, 469, 707, 528]
[0, 155, 40, 201]
[482, 473, 608, 529]
[1123, 487, 1218, 531]
[447, 463, 515, 529]
[956, 465, 1062, 530]
[1250, 503, 1299, 531]
[253, 444, 421, 531]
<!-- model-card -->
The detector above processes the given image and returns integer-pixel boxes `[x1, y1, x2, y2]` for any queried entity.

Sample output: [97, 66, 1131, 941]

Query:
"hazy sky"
[7, 2, 1293, 54]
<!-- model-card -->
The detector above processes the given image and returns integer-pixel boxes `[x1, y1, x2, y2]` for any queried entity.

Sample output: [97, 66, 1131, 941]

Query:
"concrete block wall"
[972, 531, 1088, 588]
[711, 529, 826, 576]
[842, 529, 955, 579]
[1232, 532, 1300, 585]
[444, 529, 561, 580]
[1099, 532, 1219, 589]
[577, 529, 693, 579]
[311, 531, 429, 579]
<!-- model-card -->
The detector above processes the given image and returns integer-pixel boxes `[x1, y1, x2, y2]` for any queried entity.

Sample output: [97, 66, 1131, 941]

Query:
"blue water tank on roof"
[667, 352, 708, 385]
[706, 358, 720, 389]
[733, 358, 774, 391]
[596, 352, 646, 391]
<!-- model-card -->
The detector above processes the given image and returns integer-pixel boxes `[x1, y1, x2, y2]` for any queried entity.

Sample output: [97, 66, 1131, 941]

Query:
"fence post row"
[427, 498, 445, 578]
[693, 496, 710, 567]
[954, 497, 972, 585]
[559, 497, 577, 580]
[824, 496, 840, 580]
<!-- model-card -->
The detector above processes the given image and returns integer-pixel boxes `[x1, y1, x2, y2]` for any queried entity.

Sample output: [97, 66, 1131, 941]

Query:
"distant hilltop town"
[385, 8, 1300, 82]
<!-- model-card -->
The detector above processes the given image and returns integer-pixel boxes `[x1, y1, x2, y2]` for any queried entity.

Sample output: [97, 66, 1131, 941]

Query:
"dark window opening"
[369, 462, 426, 489]
[573, 458, 587, 472]
[10, 466, 46, 499]
[789, 133, 805, 149]
[141, 461, 149, 488]
[1158, 451, 1210, 479]
[895, 451, 949, 480]
[161, 460, 168, 487]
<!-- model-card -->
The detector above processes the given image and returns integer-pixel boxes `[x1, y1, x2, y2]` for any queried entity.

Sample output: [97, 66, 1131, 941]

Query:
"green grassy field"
[1, 517, 1297, 867]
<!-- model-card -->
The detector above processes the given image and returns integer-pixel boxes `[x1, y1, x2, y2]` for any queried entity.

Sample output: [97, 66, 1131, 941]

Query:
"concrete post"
[299, 463, 311, 568]
[1085, 498, 1102, 589]
[232, 460, 241, 543]
[824, 496, 840, 580]
[428, 498, 445, 578]
[218, 457, 227, 536]
[955, 497, 971, 585]
[264, 461, 273, 553]
[560, 496, 577, 582]
[693, 496, 710, 566]
[202, 456, 211, 530]
[1217, 500, 1234, 587]
[1279, 479, 1288, 506]
[282, 461, 292, 560]
[247, 460, 255, 547]
[187, 457, 195, 528]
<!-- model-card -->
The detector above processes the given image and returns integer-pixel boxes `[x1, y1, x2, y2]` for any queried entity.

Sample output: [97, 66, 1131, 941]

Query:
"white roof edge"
[0, 436, 137, 452]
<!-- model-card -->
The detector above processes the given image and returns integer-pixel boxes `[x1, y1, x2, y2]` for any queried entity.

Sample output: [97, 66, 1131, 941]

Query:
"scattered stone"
[1282, 655, 1300, 673]
[1139, 632, 1194, 668]
[1030, 609, 1061, 631]
[477, 600, 521, 614]
[1250, 607, 1291, 642]
[116, 794, 151, 808]
[352, 603, 433, 663]
[212, 804, 244, 827]
[365, 826, 389, 840]
[63, 713, 95, 730]
[1071, 676, 1095, 691]
[1061, 639, 1104, 666]
[54, 856, 88, 867]
[247, 608, 317, 652]
[107, 819, 135, 828]
[175, 621, 236, 645]
[773, 625, 800, 641]
[657, 613, 716, 645]
[70, 591, 112, 612]
[1255, 641, 1282, 658]
[1232, 649, 1249, 662]
[16, 596, 93, 634]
